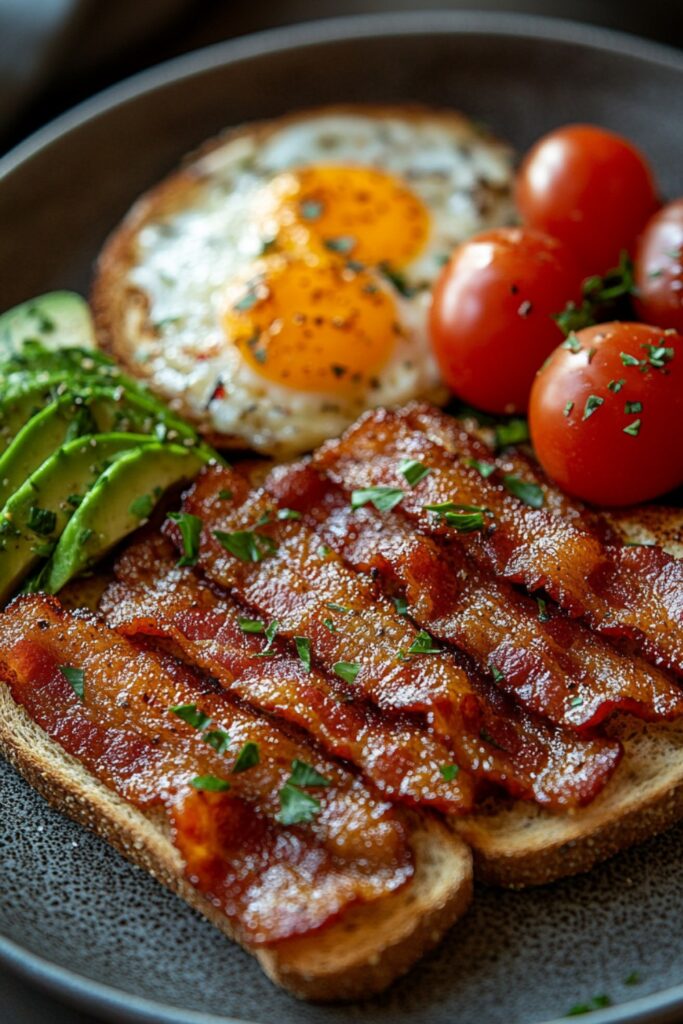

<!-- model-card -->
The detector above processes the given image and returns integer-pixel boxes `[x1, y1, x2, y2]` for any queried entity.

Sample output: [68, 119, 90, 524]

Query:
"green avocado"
[0, 432, 153, 603]
[0, 389, 205, 509]
[0, 292, 95, 358]
[40, 442, 211, 594]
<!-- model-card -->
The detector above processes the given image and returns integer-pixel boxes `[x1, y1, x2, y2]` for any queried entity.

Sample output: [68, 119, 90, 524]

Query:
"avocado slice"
[0, 292, 95, 358]
[0, 432, 153, 603]
[40, 443, 211, 594]
[0, 388, 205, 509]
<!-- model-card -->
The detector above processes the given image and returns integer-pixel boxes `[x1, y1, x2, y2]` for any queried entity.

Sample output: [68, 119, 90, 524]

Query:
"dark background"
[1, 2, 681, 1022]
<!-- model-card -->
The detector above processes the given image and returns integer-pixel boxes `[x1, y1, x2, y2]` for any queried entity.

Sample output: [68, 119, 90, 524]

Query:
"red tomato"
[429, 228, 582, 414]
[516, 125, 659, 275]
[634, 199, 683, 331]
[529, 322, 683, 506]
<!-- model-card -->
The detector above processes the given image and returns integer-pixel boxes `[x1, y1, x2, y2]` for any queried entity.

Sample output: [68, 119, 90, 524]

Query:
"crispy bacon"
[266, 462, 683, 731]
[174, 465, 622, 808]
[314, 404, 683, 676]
[100, 534, 474, 814]
[0, 595, 412, 945]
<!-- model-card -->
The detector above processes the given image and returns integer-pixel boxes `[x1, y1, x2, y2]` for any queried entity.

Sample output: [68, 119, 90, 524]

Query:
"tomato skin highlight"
[429, 228, 582, 415]
[634, 199, 683, 332]
[516, 125, 659, 275]
[529, 323, 683, 506]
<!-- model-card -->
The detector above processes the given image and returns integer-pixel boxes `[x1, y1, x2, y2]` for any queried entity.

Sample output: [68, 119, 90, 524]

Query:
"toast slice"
[0, 683, 472, 1001]
[453, 714, 683, 886]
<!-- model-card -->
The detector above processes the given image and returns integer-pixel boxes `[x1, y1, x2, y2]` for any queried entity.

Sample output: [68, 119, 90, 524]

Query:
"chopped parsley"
[190, 774, 231, 792]
[423, 501, 487, 532]
[495, 418, 529, 449]
[583, 394, 604, 420]
[323, 618, 336, 632]
[351, 486, 404, 512]
[214, 527, 277, 562]
[277, 507, 301, 521]
[203, 729, 231, 754]
[536, 596, 550, 622]
[60, 665, 85, 701]
[232, 741, 260, 773]
[392, 595, 408, 615]
[490, 664, 505, 683]
[238, 616, 264, 634]
[318, 544, 332, 558]
[326, 602, 351, 613]
[467, 457, 496, 478]
[399, 458, 431, 487]
[218, 488, 233, 500]
[27, 506, 57, 536]
[607, 378, 625, 393]
[407, 630, 441, 655]
[378, 261, 416, 297]
[624, 400, 643, 414]
[624, 971, 641, 986]
[170, 703, 212, 730]
[643, 342, 675, 367]
[168, 511, 203, 567]
[289, 759, 332, 788]
[623, 418, 641, 436]
[439, 764, 460, 782]
[129, 493, 155, 520]
[563, 400, 574, 417]
[333, 661, 361, 685]
[569, 695, 584, 708]
[295, 636, 312, 672]
[554, 251, 634, 335]
[562, 333, 582, 353]
[324, 235, 355, 254]
[620, 351, 642, 367]
[566, 994, 612, 1016]
[502, 475, 544, 509]
[252, 619, 279, 658]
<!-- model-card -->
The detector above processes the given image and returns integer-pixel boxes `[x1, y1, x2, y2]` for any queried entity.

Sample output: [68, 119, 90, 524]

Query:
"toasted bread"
[0, 683, 472, 1001]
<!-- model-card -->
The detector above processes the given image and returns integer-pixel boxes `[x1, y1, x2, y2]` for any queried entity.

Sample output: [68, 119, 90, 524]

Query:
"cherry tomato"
[634, 199, 683, 331]
[516, 125, 659, 275]
[529, 322, 683, 506]
[429, 228, 582, 414]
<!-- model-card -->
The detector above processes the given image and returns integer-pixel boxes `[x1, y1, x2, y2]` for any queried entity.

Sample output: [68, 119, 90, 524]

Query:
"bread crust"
[0, 683, 472, 1001]
[90, 104, 512, 450]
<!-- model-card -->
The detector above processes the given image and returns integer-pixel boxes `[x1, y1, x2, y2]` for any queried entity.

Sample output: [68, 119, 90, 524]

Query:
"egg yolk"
[222, 255, 401, 393]
[254, 164, 430, 269]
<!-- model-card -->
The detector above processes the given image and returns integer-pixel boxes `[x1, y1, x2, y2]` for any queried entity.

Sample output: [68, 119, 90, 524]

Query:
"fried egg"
[94, 107, 515, 455]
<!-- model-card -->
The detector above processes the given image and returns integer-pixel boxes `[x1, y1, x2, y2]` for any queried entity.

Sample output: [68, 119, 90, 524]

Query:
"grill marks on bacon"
[175, 466, 622, 808]
[0, 595, 412, 945]
[266, 462, 683, 731]
[314, 405, 683, 677]
[100, 534, 473, 814]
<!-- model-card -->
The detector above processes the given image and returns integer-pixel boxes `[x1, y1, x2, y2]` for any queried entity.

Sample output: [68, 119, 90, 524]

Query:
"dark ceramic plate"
[1, 12, 682, 1024]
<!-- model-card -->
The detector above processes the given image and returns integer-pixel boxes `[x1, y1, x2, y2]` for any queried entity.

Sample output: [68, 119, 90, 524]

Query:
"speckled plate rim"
[1, 10, 683, 1024]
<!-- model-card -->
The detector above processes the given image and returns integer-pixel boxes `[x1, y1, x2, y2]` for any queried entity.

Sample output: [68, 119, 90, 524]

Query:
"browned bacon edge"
[0, 595, 412, 945]
[100, 533, 474, 815]
[313, 404, 683, 677]
[171, 464, 623, 809]
[264, 461, 683, 732]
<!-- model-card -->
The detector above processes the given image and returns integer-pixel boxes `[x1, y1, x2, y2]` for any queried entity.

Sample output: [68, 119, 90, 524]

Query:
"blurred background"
[2, 0, 683, 155]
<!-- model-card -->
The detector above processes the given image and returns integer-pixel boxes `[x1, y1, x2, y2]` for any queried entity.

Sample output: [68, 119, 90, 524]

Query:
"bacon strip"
[0, 595, 411, 945]
[100, 534, 474, 814]
[314, 404, 683, 676]
[266, 462, 683, 731]
[174, 465, 622, 808]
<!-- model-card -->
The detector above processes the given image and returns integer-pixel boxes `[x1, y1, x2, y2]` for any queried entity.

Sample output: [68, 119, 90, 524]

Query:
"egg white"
[126, 111, 515, 455]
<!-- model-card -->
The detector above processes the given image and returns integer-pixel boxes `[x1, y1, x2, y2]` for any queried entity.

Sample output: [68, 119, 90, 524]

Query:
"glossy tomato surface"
[529, 322, 683, 506]
[516, 125, 659, 275]
[429, 228, 582, 414]
[634, 198, 683, 332]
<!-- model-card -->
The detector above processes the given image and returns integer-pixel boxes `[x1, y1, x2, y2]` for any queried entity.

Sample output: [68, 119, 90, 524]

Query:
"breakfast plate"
[0, 11, 682, 1024]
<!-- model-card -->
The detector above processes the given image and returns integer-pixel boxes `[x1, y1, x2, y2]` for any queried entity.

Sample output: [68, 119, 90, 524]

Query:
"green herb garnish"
[333, 662, 360, 685]
[554, 251, 634, 336]
[170, 703, 212, 730]
[232, 741, 260, 773]
[623, 419, 641, 436]
[238, 617, 264, 634]
[351, 486, 404, 512]
[60, 665, 85, 701]
[277, 507, 302, 521]
[392, 595, 408, 615]
[467, 458, 496, 478]
[439, 764, 460, 782]
[423, 501, 487, 532]
[536, 596, 550, 622]
[566, 994, 612, 1016]
[276, 784, 321, 825]
[502, 475, 544, 509]
[607, 378, 625, 393]
[252, 619, 279, 658]
[583, 394, 604, 420]
[407, 630, 441, 655]
[289, 759, 332, 788]
[190, 774, 231, 792]
[27, 506, 57, 536]
[399, 459, 431, 486]
[295, 636, 311, 672]
[214, 528, 277, 562]
[625, 400, 643, 414]
[203, 729, 231, 754]
[168, 511, 203, 567]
